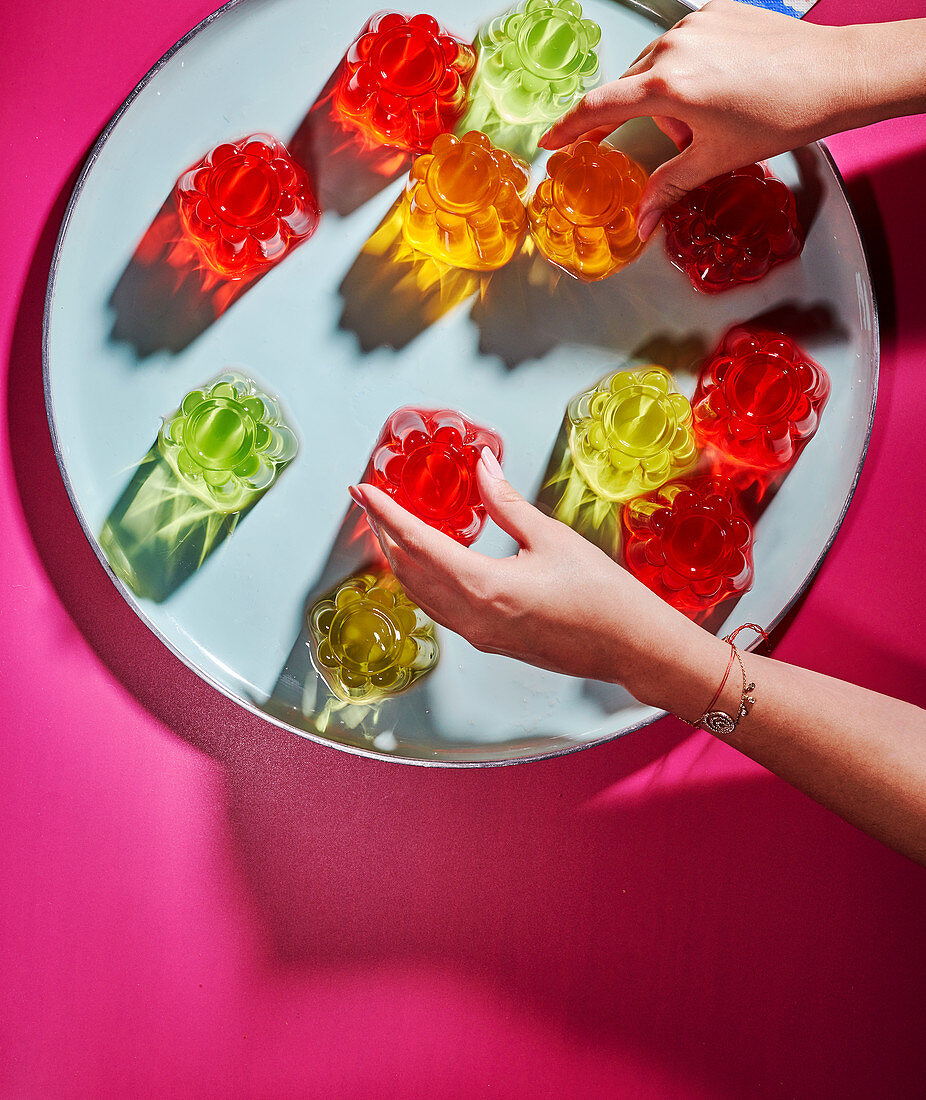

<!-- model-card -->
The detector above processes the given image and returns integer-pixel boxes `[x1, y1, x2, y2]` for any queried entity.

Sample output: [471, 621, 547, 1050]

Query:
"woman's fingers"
[475, 449, 547, 550]
[538, 77, 656, 149]
[636, 143, 715, 239]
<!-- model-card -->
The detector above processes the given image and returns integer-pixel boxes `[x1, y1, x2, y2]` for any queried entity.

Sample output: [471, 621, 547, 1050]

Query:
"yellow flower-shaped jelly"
[567, 366, 698, 502]
[401, 131, 530, 270]
[309, 572, 439, 704]
[528, 140, 647, 280]
[158, 371, 298, 513]
[476, 0, 600, 126]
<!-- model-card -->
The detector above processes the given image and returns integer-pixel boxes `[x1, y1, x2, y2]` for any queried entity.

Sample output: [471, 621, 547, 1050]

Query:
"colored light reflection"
[369, 407, 503, 544]
[567, 366, 698, 503]
[309, 572, 439, 703]
[402, 131, 529, 270]
[623, 479, 754, 620]
[528, 139, 647, 280]
[335, 11, 475, 153]
[693, 327, 830, 473]
[176, 134, 319, 278]
[662, 163, 803, 293]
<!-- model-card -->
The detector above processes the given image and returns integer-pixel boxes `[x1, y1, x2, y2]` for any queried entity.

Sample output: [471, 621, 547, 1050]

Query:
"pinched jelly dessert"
[368, 406, 503, 543]
[335, 11, 475, 153]
[567, 366, 698, 503]
[309, 571, 439, 703]
[623, 479, 754, 619]
[528, 140, 647, 280]
[401, 131, 530, 269]
[662, 163, 803, 293]
[693, 327, 830, 471]
[475, 0, 600, 127]
[176, 134, 319, 278]
[158, 371, 298, 513]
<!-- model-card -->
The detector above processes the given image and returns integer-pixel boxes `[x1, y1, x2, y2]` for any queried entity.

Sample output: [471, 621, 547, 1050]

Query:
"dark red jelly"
[368, 407, 502, 543]
[662, 163, 803, 293]
[693, 327, 830, 472]
[335, 12, 475, 154]
[176, 134, 319, 278]
[622, 479, 754, 619]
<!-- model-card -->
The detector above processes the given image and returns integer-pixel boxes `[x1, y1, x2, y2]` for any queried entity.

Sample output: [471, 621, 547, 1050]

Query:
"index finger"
[538, 76, 656, 150]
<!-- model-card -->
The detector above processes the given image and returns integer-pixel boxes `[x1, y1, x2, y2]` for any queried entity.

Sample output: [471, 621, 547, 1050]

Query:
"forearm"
[834, 20, 926, 134]
[635, 631, 926, 865]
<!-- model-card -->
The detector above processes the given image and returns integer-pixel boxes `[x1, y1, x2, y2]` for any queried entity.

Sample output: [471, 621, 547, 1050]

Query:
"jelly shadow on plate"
[260, 501, 442, 755]
[338, 196, 483, 353]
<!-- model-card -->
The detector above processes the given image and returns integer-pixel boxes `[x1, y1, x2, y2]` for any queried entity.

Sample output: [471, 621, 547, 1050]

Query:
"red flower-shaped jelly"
[693, 327, 830, 471]
[662, 164, 803, 293]
[369, 407, 502, 544]
[176, 134, 319, 278]
[336, 12, 476, 154]
[623, 480, 754, 619]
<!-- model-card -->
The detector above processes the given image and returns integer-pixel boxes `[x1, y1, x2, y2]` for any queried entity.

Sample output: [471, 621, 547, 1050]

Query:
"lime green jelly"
[158, 371, 297, 513]
[309, 572, 439, 704]
[475, 0, 600, 126]
[567, 366, 698, 502]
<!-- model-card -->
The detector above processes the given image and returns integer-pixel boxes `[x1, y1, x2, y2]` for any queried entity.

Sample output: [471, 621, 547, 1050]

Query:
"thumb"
[636, 143, 714, 240]
[476, 448, 546, 550]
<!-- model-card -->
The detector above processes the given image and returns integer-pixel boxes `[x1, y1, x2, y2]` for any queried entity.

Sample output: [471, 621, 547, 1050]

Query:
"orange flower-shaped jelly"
[662, 163, 803, 293]
[693, 327, 830, 472]
[567, 366, 698, 503]
[401, 131, 530, 270]
[528, 140, 647, 280]
[176, 134, 319, 279]
[335, 11, 476, 153]
[623, 479, 754, 620]
[309, 571, 439, 704]
[368, 406, 503, 544]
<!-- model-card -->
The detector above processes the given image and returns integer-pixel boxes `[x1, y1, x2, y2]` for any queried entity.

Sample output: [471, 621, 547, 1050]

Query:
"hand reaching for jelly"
[539, 0, 926, 239]
[351, 450, 926, 866]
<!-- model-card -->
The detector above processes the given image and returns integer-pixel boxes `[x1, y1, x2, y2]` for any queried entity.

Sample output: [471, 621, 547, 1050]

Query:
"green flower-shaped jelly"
[309, 572, 439, 704]
[476, 0, 601, 126]
[567, 366, 698, 503]
[158, 371, 298, 513]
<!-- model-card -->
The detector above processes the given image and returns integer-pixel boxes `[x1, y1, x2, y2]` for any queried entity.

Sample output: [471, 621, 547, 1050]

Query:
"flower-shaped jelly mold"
[567, 366, 698, 503]
[623, 480, 754, 619]
[402, 131, 530, 270]
[476, 0, 600, 126]
[369, 407, 503, 543]
[158, 371, 298, 513]
[528, 140, 647, 280]
[693, 327, 831, 471]
[335, 11, 475, 153]
[662, 163, 803, 293]
[176, 134, 319, 279]
[309, 572, 439, 703]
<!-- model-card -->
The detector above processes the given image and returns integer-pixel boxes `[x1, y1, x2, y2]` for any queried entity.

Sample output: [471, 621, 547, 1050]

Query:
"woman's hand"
[350, 448, 728, 715]
[540, 0, 886, 239]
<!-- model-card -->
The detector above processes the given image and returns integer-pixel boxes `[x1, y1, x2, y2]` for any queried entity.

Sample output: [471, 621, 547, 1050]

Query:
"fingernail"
[348, 485, 366, 510]
[637, 209, 661, 242]
[480, 446, 504, 479]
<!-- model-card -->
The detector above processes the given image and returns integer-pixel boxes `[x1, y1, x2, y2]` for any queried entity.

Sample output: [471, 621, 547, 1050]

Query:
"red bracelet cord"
[702, 623, 770, 716]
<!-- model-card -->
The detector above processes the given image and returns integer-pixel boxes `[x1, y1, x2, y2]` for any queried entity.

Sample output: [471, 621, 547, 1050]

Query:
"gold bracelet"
[682, 623, 767, 735]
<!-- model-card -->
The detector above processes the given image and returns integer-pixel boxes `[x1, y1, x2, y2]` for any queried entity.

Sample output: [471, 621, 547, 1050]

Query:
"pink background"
[2, 1, 925, 1096]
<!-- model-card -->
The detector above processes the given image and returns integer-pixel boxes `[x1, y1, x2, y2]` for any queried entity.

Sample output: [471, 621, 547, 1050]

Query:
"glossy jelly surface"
[309, 572, 439, 703]
[528, 140, 647, 280]
[335, 11, 475, 153]
[476, 0, 600, 125]
[623, 480, 754, 619]
[176, 134, 319, 278]
[693, 327, 831, 471]
[567, 366, 698, 503]
[662, 163, 803, 293]
[158, 371, 298, 513]
[369, 406, 503, 543]
[402, 131, 529, 269]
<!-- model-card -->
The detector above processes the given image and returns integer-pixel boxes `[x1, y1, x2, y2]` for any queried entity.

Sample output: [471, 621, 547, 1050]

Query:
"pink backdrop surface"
[2, 1, 925, 1096]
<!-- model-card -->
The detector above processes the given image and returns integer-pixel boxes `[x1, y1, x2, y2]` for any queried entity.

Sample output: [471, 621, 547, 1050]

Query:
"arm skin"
[350, 452, 926, 865]
[538, 0, 926, 238]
